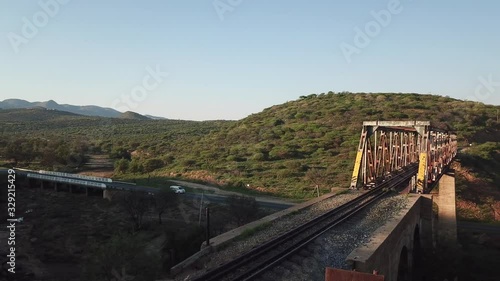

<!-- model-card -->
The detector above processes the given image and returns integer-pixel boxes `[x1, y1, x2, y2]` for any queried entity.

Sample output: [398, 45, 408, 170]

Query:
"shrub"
[143, 158, 164, 173]
[114, 158, 130, 174]
[128, 159, 144, 173]
[251, 152, 266, 161]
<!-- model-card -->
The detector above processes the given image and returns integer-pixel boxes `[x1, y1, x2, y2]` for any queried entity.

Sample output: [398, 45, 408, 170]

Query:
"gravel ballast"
[258, 194, 409, 281]
[177, 191, 362, 280]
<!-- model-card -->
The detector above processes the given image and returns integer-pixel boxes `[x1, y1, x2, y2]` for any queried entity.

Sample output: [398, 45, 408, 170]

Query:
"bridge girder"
[350, 121, 457, 193]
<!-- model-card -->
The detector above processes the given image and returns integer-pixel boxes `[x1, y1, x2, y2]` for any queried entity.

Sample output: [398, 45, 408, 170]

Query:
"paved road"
[1, 168, 294, 211]
[109, 181, 293, 210]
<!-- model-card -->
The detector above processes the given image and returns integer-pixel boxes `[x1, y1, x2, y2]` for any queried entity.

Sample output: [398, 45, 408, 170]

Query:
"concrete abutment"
[346, 195, 434, 281]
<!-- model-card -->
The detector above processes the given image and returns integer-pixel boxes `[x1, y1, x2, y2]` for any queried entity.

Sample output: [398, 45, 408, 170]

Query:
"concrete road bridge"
[1, 168, 293, 211]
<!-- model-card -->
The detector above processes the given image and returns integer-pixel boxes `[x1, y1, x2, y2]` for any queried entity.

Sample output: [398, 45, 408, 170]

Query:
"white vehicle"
[169, 185, 186, 194]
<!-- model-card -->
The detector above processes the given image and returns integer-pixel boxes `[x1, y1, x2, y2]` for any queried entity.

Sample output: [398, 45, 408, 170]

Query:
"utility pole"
[205, 207, 210, 247]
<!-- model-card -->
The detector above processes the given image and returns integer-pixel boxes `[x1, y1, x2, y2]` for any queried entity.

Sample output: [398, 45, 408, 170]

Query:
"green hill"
[119, 111, 151, 120]
[0, 107, 80, 122]
[161, 92, 499, 197]
[1, 93, 499, 198]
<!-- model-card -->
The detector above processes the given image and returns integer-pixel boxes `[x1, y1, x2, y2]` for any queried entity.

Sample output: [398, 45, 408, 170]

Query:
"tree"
[143, 158, 164, 173]
[4, 138, 39, 165]
[153, 187, 178, 224]
[305, 168, 327, 197]
[114, 158, 130, 174]
[118, 191, 151, 231]
[5, 140, 22, 165]
[110, 146, 131, 160]
[225, 195, 259, 226]
[128, 159, 144, 173]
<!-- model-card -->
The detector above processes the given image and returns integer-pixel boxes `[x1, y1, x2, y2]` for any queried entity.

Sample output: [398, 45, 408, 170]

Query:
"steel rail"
[192, 164, 417, 281]
[238, 166, 416, 280]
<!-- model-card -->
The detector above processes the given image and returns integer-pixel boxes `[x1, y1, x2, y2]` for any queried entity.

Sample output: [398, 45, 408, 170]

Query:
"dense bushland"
[1, 92, 499, 198]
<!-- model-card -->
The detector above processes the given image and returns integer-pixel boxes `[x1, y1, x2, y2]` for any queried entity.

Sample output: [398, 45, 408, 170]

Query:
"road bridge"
[2, 168, 293, 211]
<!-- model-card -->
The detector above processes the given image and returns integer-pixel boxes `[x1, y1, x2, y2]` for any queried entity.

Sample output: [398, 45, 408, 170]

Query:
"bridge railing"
[27, 173, 107, 189]
[37, 170, 112, 183]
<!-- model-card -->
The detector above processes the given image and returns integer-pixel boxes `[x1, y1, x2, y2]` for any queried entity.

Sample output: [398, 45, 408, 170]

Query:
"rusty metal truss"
[350, 121, 457, 193]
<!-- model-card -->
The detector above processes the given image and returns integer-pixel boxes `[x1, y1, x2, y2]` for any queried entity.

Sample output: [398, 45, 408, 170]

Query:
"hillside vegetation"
[159, 92, 499, 197]
[118, 111, 151, 120]
[0, 98, 123, 118]
[0, 107, 79, 122]
[1, 93, 499, 199]
[455, 142, 500, 222]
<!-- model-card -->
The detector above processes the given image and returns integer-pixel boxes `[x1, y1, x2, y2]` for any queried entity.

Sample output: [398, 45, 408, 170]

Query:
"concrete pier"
[435, 171, 457, 244]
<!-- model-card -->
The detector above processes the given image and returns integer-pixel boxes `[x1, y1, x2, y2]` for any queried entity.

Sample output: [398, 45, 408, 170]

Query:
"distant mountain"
[1, 99, 33, 108]
[0, 107, 82, 123]
[119, 111, 151, 120]
[0, 99, 164, 119]
[145, 114, 168, 120]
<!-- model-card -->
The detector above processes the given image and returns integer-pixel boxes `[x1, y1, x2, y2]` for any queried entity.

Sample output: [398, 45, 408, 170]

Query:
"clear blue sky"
[1, 0, 499, 120]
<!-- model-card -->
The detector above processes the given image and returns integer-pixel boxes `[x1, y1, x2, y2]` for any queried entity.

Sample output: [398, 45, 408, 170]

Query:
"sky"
[1, 0, 499, 121]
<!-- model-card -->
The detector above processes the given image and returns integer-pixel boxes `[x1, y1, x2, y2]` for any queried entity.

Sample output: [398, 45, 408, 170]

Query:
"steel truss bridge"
[350, 121, 457, 193]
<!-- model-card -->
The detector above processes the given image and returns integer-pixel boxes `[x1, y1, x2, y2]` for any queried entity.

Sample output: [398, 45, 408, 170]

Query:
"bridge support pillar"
[435, 171, 457, 245]
[420, 195, 435, 249]
[103, 189, 114, 200]
[54, 182, 59, 192]
[40, 180, 44, 190]
[85, 186, 89, 197]
[69, 185, 73, 193]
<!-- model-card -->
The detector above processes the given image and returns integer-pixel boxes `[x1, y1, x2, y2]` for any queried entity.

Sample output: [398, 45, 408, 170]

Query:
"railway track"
[192, 164, 418, 281]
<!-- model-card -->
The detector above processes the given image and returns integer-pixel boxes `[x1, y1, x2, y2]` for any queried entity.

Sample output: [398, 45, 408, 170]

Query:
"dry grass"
[453, 162, 500, 223]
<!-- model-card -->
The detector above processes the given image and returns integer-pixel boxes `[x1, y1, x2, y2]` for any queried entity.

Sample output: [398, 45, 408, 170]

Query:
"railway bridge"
[343, 121, 457, 281]
[177, 120, 458, 281]
[350, 120, 456, 193]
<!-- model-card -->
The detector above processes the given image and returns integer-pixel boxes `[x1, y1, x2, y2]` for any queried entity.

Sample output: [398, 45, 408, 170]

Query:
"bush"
[114, 158, 130, 174]
[128, 159, 144, 173]
[110, 147, 131, 160]
[181, 159, 197, 167]
[251, 152, 266, 161]
[143, 158, 164, 173]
